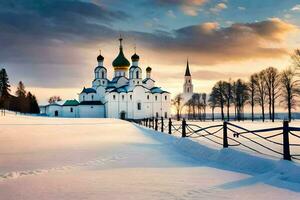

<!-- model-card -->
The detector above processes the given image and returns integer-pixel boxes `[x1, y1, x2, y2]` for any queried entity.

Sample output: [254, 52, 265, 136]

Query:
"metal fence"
[130, 117, 300, 161]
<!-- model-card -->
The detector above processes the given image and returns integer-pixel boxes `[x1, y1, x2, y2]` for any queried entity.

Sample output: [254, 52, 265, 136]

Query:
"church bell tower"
[183, 59, 193, 95]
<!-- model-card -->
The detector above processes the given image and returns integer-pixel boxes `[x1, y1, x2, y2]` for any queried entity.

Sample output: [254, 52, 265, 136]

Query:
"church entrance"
[120, 111, 126, 120]
[54, 111, 58, 117]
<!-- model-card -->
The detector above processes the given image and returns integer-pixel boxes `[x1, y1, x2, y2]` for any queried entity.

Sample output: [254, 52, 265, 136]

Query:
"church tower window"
[136, 71, 139, 79]
[155, 96, 157, 101]
[91, 95, 94, 100]
[113, 95, 116, 100]
[70, 108, 73, 113]
[122, 95, 124, 100]
[130, 95, 132, 100]
[165, 96, 167, 100]
[102, 71, 105, 79]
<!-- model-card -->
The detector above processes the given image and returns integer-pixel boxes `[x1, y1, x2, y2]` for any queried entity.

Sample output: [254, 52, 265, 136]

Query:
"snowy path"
[0, 115, 300, 199]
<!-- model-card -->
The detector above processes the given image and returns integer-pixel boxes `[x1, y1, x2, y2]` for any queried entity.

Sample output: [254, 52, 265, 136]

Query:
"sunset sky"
[1, 0, 300, 104]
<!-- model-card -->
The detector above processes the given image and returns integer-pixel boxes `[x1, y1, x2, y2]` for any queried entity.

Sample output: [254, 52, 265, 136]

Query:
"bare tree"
[172, 94, 183, 121]
[211, 81, 226, 120]
[48, 96, 62, 104]
[208, 90, 218, 121]
[291, 49, 300, 70]
[248, 75, 256, 121]
[280, 68, 300, 122]
[233, 79, 249, 121]
[263, 67, 280, 122]
[223, 81, 232, 121]
[201, 93, 207, 121]
[253, 71, 267, 122]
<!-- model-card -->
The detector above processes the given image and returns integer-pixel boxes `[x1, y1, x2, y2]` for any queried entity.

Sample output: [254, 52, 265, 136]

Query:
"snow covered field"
[1, 113, 300, 199]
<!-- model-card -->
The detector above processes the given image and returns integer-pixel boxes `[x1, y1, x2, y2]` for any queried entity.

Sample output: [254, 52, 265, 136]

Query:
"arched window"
[137, 102, 141, 110]
[101, 71, 105, 79]
[136, 71, 139, 79]
[70, 108, 73, 113]
[187, 88, 190, 93]
[83, 95, 85, 101]
[91, 95, 94, 100]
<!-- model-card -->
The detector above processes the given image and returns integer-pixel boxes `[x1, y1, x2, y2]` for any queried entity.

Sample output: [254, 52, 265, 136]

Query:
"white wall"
[46, 105, 62, 117]
[78, 105, 105, 118]
[62, 106, 79, 118]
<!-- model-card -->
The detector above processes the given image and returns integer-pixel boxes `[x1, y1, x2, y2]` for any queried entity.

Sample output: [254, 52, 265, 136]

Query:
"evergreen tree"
[0, 68, 11, 114]
[15, 81, 27, 112]
[16, 81, 26, 98]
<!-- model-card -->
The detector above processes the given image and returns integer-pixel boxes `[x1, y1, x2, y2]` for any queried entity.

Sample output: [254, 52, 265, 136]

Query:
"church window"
[156, 112, 159, 118]
[130, 95, 132, 100]
[187, 88, 190, 93]
[70, 108, 73, 113]
[188, 80, 190, 83]
[137, 81, 139, 84]
[137, 102, 141, 110]
[136, 71, 139, 79]
[155, 96, 157, 101]
[165, 112, 167, 118]
[102, 81, 105, 84]
[147, 95, 149, 100]
[101, 71, 105, 79]
[92, 95, 94, 100]
[165, 96, 167, 100]
[113, 95, 116, 100]
[122, 95, 124, 100]
[83, 95, 85, 101]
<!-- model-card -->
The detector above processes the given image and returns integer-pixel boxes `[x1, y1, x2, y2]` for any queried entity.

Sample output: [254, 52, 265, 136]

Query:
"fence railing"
[129, 117, 300, 161]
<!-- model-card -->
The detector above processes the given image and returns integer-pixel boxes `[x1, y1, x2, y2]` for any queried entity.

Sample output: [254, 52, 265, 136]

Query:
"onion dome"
[131, 53, 139, 61]
[97, 53, 104, 62]
[146, 66, 152, 72]
[112, 37, 130, 68]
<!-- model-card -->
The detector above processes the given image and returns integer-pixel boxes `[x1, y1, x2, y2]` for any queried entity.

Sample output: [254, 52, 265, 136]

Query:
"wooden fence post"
[223, 121, 228, 148]
[161, 117, 164, 132]
[182, 118, 186, 138]
[168, 118, 172, 134]
[283, 120, 291, 161]
[155, 118, 158, 131]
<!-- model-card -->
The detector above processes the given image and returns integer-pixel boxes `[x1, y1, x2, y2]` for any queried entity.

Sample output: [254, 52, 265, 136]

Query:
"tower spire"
[119, 34, 123, 49]
[185, 58, 191, 76]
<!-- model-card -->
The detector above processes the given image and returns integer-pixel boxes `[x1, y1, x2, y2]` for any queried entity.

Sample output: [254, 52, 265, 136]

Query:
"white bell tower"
[183, 59, 193, 96]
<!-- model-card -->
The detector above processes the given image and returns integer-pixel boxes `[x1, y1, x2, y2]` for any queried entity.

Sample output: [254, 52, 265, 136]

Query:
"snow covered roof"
[150, 87, 169, 94]
[142, 78, 155, 84]
[81, 87, 96, 94]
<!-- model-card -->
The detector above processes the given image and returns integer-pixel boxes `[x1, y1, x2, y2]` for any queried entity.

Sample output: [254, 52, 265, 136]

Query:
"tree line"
[0, 68, 40, 115]
[172, 50, 300, 122]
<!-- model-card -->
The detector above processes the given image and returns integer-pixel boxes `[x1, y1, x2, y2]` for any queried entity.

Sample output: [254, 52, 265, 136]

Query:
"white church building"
[40, 37, 171, 119]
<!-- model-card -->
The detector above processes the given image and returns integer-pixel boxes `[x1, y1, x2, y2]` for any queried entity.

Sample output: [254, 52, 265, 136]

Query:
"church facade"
[41, 38, 171, 119]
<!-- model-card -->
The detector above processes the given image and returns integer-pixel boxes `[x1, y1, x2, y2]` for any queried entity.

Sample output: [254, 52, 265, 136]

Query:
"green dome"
[112, 48, 130, 67]
[112, 37, 130, 68]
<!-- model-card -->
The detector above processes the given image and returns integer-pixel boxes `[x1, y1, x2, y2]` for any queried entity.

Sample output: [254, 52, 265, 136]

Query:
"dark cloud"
[0, 0, 297, 89]
[133, 18, 296, 65]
